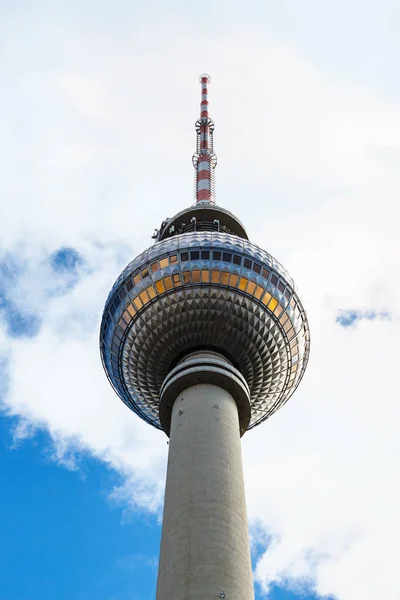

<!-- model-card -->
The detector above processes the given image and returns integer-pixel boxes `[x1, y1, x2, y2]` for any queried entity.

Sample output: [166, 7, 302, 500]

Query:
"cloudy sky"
[1, 1, 399, 599]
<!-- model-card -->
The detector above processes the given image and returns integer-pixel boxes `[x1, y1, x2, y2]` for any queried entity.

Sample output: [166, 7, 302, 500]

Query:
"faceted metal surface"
[100, 232, 310, 431]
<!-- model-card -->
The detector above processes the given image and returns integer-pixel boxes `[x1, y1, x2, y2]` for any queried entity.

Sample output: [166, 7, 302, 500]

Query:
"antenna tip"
[199, 73, 211, 83]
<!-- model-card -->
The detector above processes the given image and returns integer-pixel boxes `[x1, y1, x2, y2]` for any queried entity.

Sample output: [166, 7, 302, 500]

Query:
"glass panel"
[252, 263, 261, 274]
[290, 337, 297, 348]
[118, 318, 128, 331]
[160, 258, 169, 269]
[192, 270, 200, 283]
[155, 279, 165, 293]
[268, 297, 278, 311]
[173, 273, 181, 284]
[141, 267, 149, 278]
[262, 268, 269, 279]
[233, 255, 241, 265]
[151, 262, 159, 272]
[170, 255, 178, 263]
[255, 285, 264, 299]
[247, 281, 256, 295]
[190, 250, 200, 260]
[286, 327, 294, 339]
[279, 313, 288, 326]
[222, 252, 232, 262]
[201, 270, 210, 282]
[122, 309, 131, 323]
[284, 319, 292, 333]
[139, 290, 149, 304]
[230, 274, 239, 287]
[120, 287, 127, 299]
[271, 274, 278, 286]
[127, 304, 136, 317]
[278, 281, 285, 293]
[201, 250, 210, 260]
[164, 276, 173, 290]
[127, 279, 133, 291]
[181, 252, 189, 262]
[133, 296, 143, 309]
[213, 250, 222, 260]
[183, 271, 191, 284]
[262, 291, 272, 305]
[147, 285, 156, 299]
[211, 270, 220, 283]
[239, 277, 248, 291]
[134, 273, 141, 285]
[220, 272, 229, 285]
[243, 258, 252, 269]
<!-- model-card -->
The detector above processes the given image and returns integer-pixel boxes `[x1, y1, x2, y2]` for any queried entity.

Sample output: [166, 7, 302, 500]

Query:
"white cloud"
[1, 3, 400, 599]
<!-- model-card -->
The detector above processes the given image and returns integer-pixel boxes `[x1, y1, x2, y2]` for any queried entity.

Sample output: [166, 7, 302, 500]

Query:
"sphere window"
[252, 263, 261, 274]
[243, 258, 252, 269]
[151, 262, 159, 273]
[271, 274, 279, 286]
[201, 250, 210, 260]
[222, 252, 232, 262]
[213, 251, 222, 260]
[181, 252, 189, 262]
[190, 250, 200, 260]
[233, 255, 241, 265]
[127, 279, 134, 292]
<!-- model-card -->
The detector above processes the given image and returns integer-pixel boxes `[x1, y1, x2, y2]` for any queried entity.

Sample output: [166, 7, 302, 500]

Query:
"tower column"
[156, 353, 254, 600]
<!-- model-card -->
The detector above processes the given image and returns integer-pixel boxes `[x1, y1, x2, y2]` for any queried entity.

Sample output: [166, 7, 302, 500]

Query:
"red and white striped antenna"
[192, 74, 217, 205]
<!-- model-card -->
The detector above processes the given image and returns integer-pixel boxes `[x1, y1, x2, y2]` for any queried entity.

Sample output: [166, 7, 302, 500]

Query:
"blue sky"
[1, 1, 400, 599]
[0, 414, 327, 600]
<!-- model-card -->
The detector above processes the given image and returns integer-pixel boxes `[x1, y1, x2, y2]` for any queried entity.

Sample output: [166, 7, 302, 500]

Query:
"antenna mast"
[192, 74, 217, 205]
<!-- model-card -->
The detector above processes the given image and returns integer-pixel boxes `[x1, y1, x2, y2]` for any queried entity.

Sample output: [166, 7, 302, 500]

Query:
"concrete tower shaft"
[156, 352, 254, 600]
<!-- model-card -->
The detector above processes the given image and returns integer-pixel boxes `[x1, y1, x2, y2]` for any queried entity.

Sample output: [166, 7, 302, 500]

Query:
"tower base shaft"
[156, 382, 254, 600]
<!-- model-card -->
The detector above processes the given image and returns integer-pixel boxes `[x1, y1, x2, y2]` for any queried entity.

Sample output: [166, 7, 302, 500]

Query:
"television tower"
[100, 75, 310, 599]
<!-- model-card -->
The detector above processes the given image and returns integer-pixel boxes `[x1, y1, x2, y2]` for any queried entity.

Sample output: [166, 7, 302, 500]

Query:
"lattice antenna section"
[192, 74, 217, 205]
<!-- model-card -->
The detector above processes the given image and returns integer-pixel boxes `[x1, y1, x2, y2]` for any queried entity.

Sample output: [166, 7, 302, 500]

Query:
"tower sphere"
[100, 78, 310, 436]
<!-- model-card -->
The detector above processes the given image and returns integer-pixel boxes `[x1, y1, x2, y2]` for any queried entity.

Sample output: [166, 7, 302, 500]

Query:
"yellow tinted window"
[127, 304, 136, 317]
[141, 267, 149, 278]
[239, 277, 248, 291]
[183, 271, 191, 284]
[230, 274, 239, 287]
[134, 273, 141, 285]
[255, 285, 264, 299]
[139, 290, 149, 305]
[192, 270, 200, 283]
[155, 280, 165, 293]
[146, 285, 156, 299]
[164, 276, 173, 290]
[201, 270, 210, 282]
[220, 272, 229, 285]
[247, 281, 256, 295]
[160, 258, 169, 269]
[268, 297, 278, 311]
[133, 296, 143, 309]
[274, 304, 283, 317]
[211, 270, 220, 283]
[262, 292, 272, 305]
